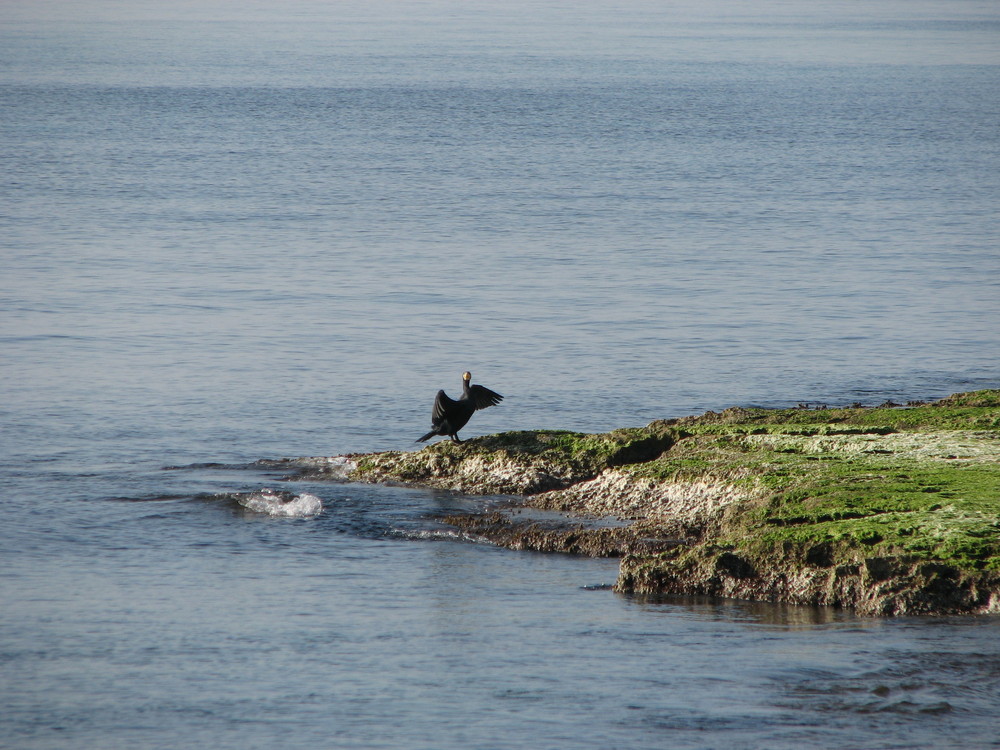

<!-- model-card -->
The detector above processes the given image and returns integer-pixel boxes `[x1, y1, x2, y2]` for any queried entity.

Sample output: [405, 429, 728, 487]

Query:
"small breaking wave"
[313, 455, 357, 479]
[235, 489, 323, 517]
[390, 527, 494, 545]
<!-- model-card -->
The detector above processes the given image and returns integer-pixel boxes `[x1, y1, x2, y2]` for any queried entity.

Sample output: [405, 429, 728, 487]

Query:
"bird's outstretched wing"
[431, 389, 455, 422]
[469, 385, 503, 411]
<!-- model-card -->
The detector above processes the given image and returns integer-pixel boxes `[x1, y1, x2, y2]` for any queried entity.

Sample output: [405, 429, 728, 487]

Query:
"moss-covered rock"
[608, 392, 1000, 614]
[293, 390, 1000, 615]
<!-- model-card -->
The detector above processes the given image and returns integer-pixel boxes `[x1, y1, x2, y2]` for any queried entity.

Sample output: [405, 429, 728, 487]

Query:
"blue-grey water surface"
[2, 1, 999, 748]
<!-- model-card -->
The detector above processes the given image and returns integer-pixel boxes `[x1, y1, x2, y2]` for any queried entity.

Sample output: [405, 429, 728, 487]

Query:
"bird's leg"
[451, 435, 463, 443]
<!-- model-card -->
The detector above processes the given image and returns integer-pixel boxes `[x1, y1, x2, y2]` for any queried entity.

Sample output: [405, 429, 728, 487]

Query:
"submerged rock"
[294, 390, 1000, 616]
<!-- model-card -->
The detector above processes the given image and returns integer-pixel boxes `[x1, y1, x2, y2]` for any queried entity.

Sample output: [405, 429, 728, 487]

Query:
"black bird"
[416, 371, 503, 443]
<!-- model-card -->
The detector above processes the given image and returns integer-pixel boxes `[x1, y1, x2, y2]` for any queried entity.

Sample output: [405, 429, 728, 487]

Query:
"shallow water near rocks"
[2, 1, 999, 748]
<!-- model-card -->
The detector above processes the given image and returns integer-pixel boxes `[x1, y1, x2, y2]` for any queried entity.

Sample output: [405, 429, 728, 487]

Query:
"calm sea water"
[2, 1, 999, 748]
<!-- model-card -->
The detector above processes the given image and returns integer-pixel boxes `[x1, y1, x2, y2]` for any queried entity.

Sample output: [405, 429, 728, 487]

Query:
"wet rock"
[440, 512, 683, 557]
[342, 427, 680, 495]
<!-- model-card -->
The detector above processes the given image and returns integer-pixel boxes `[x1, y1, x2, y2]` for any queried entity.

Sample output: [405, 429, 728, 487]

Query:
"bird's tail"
[416, 430, 436, 443]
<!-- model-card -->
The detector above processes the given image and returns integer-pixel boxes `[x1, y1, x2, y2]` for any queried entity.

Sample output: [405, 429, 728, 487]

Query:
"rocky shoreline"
[284, 390, 1000, 616]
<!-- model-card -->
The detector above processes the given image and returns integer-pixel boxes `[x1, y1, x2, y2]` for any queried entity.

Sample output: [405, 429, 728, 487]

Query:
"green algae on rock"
[295, 390, 1000, 616]
[615, 392, 1000, 615]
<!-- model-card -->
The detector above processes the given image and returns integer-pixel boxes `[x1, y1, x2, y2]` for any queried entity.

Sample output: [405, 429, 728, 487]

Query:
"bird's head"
[462, 371, 472, 382]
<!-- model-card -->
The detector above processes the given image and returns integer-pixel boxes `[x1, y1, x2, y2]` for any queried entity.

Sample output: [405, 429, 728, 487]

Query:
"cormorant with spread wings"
[416, 371, 503, 443]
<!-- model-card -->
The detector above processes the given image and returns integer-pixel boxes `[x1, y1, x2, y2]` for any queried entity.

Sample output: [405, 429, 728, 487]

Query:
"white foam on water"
[394, 528, 498, 546]
[323, 456, 357, 479]
[238, 489, 322, 518]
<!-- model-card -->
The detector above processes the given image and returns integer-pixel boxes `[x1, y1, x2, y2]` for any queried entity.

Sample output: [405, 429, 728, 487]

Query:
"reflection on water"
[628, 594, 854, 628]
